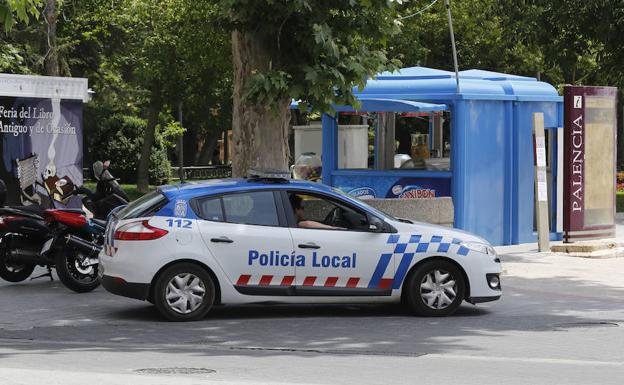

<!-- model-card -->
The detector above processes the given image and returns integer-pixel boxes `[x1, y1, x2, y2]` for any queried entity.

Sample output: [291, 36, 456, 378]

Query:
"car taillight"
[114, 220, 168, 241]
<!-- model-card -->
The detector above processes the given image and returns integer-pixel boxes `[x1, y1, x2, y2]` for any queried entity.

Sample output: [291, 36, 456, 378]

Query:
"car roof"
[158, 178, 336, 201]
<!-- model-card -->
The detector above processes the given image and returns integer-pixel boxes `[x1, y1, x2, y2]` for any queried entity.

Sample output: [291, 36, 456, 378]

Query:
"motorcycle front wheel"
[55, 251, 100, 293]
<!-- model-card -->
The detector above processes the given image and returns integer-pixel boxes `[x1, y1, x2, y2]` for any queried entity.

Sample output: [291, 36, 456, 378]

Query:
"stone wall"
[367, 197, 454, 227]
[299, 197, 455, 227]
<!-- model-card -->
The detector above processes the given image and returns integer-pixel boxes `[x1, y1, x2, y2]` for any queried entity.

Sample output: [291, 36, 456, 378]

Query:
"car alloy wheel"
[419, 269, 457, 310]
[165, 273, 207, 314]
[404, 260, 465, 317]
[154, 263, 215, 321]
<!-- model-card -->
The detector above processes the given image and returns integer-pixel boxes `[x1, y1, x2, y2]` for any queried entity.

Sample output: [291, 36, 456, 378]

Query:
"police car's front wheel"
[153, 263, 215, 321]
[404, 260, 465, 317]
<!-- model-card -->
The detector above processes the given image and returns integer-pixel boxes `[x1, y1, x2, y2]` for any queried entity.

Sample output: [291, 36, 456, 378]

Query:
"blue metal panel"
[321, 113, 338, 186]
[503, 101, 514, 244]
[332, 169, 452, 178]
[451, 100, 466, 230]
[460, 100, 507, 244]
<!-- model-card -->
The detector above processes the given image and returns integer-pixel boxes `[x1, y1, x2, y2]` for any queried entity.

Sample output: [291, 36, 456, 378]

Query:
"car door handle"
[211, 236, 233, 244]
[298, 242, 320, 249]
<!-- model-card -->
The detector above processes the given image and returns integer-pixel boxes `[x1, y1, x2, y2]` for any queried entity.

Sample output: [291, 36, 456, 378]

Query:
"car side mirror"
[368, 215, 385, 233]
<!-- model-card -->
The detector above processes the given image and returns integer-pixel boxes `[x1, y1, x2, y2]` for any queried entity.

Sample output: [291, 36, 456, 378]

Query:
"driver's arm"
[298, 220, 346, 230]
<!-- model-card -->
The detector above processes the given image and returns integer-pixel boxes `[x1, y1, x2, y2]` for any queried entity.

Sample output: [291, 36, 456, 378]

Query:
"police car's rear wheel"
[154, 263, 215, 321]
[404, 260, 465, 317]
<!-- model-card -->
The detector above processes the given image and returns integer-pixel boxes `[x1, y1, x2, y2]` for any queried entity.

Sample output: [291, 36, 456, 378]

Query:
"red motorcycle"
[0, 163, 126, 292]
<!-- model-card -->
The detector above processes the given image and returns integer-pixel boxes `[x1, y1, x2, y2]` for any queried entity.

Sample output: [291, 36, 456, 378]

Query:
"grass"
[83, 182, 155, 202]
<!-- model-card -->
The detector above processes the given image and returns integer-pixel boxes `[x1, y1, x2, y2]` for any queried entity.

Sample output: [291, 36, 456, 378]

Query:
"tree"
[219, 0, 402, 176]
[43, 0, 58, 76]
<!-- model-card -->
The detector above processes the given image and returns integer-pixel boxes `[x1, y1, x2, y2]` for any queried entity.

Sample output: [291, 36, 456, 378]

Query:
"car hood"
[390, 219, 491, 245]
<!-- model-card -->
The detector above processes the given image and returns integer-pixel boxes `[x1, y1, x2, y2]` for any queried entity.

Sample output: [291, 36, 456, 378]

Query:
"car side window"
[195, 197, 224, 222]
[222, 191, 279, 226]
[288, 192, 369, 231]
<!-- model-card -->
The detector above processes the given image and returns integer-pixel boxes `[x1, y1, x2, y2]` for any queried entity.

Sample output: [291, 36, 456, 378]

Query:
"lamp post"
[444, 0, 461, 93]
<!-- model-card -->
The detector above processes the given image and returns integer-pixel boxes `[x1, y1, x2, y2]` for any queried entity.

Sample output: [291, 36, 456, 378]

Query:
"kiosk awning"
[290, 98, 447, 113]
[333, 98, 446, 112]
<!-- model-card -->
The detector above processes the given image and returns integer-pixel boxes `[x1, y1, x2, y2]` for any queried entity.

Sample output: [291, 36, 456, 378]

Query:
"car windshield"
[330, 187, 399, 222]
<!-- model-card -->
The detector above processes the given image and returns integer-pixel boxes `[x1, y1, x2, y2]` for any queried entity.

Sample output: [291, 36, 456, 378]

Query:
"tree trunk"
[44, 0, 59, 76]
[231, 30, 290, 177]
[182, 125, 198, 166]
[137, 83, 162, 193]
[197, 134, 218, 165]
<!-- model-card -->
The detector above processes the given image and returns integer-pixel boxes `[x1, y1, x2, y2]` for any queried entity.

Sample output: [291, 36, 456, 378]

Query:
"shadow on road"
[1, 270, 623, 359]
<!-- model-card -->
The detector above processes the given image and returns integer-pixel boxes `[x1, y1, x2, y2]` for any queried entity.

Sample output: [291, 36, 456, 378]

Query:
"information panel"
[0, 96, 83, 207]
[563, 86, 617, 241]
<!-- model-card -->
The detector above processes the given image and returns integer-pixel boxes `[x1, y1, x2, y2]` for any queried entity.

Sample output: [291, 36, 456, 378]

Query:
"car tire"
[404, 260, 465, 317]
[153, 263, 215, 322]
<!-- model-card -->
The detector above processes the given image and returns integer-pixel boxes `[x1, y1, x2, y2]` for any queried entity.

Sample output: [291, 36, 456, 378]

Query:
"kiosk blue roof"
[316, 66, 564, 246]
[354, 66, 561, 102]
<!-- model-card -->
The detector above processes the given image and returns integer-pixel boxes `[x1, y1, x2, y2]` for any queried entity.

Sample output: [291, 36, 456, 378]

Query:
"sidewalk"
[494, 220, 624, 289]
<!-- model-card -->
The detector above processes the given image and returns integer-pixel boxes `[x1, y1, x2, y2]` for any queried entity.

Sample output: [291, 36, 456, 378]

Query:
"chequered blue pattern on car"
[386, 234, 467, 289]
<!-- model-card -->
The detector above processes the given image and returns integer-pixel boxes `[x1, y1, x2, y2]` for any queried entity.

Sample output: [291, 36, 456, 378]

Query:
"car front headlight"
[461, 241, 496, 256]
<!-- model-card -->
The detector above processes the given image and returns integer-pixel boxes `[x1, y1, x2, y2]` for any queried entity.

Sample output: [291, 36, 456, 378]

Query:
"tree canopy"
[2, 0, 624, 184]
[0, 0, 43, 32]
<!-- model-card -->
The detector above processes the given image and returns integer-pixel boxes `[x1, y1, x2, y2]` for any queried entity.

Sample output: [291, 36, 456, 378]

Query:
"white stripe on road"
[424, 353, 623, 367]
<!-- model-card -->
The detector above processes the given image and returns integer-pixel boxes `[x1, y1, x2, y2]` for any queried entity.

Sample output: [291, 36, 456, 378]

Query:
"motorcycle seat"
[55, 208, 86, 215]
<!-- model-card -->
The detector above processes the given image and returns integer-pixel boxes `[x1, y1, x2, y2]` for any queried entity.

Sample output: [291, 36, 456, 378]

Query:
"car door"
[194, 190, 296, 295]
[283, 190, 396, 296]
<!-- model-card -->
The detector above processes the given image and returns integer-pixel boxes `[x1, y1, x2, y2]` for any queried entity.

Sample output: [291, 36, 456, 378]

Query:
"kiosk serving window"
[337, 111, 451, 171]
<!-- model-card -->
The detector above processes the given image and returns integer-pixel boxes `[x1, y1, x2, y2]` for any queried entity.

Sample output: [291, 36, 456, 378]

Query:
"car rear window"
[193, 191, 279, 226]
[194, 197, 224, 222]
[222, 191, 279, 226]
[116, 190, 168, 219]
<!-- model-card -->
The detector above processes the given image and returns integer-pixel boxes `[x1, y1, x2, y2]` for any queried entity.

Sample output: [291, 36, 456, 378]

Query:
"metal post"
[533, 113, 550, 251]
[444, 0, 461, 93]
[178, 101, 184, 182]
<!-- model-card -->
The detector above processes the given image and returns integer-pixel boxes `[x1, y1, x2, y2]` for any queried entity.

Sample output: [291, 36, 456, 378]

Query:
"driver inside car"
[289, 194, 346, 230]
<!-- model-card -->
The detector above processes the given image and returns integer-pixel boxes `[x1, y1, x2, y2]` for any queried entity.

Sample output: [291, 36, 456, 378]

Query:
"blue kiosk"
[316, 67, 563, 245]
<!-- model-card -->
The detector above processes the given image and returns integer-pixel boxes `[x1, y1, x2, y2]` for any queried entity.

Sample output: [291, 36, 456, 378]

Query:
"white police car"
[100, 177, 501, 321]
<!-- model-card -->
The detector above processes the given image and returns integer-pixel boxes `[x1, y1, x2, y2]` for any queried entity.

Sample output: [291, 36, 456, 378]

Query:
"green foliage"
[160, 119, 186, 148]
[87, 114, 171, 185]
[0, 0, 43, 32]
[0, 42, 31, 72]
[617, 192, 624, 213]
[220, 0, 403, 113]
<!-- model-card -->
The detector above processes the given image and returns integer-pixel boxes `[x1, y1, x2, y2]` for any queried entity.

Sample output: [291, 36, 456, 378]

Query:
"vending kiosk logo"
[386, 178, 450, 199]
[393, 185, 436, 199]
[0, 96, 83, 207]
[348, 187, 376, 199]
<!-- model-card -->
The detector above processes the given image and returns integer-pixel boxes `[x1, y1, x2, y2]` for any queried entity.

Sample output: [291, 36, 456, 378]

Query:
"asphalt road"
[1, 250, 624, 384]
